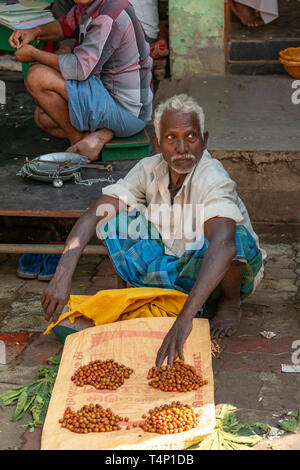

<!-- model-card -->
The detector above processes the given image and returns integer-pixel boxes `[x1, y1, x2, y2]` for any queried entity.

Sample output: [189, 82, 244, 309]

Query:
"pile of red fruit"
[59, 403, 129, 433]
[71, 359, 134, 390]
[140, 402, 200, 434]
[147, 360, 207, 392]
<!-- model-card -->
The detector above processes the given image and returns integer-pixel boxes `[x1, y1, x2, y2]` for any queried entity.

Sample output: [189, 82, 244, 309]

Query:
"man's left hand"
[15, 45, 37, 63]
[155, 316, 193, 368]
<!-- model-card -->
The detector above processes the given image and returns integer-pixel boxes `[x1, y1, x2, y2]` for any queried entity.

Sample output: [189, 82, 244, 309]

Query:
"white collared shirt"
[102, 150, 266, 261]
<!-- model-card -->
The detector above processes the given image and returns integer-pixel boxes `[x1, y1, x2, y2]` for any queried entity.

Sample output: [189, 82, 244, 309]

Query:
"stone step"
[227, 60, 285, 75]
[228, 0, 300, 75]
[228, 39, 300, 75]
[229, 39, 300, 62]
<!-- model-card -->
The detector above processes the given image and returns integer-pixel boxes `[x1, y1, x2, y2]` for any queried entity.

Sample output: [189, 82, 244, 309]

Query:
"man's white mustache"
[170, 154, 196, 163]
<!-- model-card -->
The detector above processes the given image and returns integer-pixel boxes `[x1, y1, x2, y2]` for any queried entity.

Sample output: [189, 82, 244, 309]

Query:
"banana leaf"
[188, 404, 267, 451]
[221, 430, 262, 446]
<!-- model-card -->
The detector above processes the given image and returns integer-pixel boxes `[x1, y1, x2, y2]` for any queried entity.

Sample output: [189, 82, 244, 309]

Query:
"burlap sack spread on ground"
[41, 317, 215, 450]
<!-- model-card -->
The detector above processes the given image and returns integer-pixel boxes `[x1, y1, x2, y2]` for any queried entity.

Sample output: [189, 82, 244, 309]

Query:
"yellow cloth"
[44, 287, 188, 335]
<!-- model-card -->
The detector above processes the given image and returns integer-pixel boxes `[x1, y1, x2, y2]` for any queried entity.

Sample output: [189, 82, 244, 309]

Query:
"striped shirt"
[58, 0, 153, 122]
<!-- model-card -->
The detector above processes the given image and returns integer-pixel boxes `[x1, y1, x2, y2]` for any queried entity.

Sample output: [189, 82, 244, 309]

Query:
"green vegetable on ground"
[277, 410, 299, 434]
[0, 355, 60, 432]
[188, 404, 270, 451]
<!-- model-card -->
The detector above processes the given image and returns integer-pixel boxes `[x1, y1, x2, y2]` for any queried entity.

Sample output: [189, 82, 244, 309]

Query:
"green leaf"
[188, 431, 218, 450]
[225, 440, 251, 450]
[278, 417, 299, 433]
[39, 395, 50, 424]
[245, 422, 270, 436]
[210, 430, 223, 450]
[12, 390, 28, 421]
[0, 356, 59, 431]
[188, 404, 270, 451]
[217, 404, 237, 424]
[31, 394, 45, 424]
[23, 393, 37, 414]
[39, 380, 51, 402]
[222, 430, 262, 446]
[25, 381, 45, 400]
[48, 355, 60, 364]
[31, 380, 51, 425]
[0, 388, 23, 406]
[286, 410, 299, 419]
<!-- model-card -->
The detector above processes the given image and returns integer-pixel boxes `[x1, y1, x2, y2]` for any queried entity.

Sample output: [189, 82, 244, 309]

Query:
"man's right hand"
[9, 28, 38, 50]
[41, 266, 72, 324]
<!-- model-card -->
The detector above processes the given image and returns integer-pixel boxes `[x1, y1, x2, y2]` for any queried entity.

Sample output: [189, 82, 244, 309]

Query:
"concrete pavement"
[0, 225, 299, 450]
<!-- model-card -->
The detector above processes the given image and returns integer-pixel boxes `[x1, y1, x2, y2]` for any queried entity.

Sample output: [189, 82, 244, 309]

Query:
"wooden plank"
[0, 159, 137, 216]
[0, 209, 84, 218]
[0, 243, 107, 255]
[224, 0, 231, 67]
[104, 129, 150, 148]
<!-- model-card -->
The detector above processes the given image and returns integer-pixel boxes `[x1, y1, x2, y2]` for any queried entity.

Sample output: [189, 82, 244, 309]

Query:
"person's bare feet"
[66, 129, 114, 162]
[229, 0, 264, 27]
[210, 297, 241, 339]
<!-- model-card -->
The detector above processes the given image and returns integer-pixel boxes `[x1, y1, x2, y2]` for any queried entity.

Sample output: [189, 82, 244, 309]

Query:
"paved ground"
[0, 72, 299, 450]
[155, 75, 300, 151]
[0, 224, 299, 450]
[2, 72, 300, 156]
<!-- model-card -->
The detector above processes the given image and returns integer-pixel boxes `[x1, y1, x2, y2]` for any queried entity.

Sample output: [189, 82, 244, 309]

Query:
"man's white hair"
[153, 94, 205, 143]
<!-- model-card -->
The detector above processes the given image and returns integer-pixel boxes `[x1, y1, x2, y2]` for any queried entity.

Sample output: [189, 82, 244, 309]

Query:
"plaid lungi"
[99, 211, 263, 303]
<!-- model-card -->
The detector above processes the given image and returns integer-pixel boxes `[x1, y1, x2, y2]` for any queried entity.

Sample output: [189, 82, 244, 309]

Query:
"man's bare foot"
[66, 129, 114, 162]
[210, 298, 241, 339]
[229, 0, 264, 27]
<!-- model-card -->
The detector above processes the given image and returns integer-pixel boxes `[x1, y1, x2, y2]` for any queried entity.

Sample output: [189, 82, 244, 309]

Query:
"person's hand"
[14, 44, 37, 63]
[155, 316, 193, 368]
[9, 28, 38, 50]
[42, 268, 72, 324]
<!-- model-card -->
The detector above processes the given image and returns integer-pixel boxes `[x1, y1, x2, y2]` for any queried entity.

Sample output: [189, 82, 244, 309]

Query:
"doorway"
[225, 0, 300, 74]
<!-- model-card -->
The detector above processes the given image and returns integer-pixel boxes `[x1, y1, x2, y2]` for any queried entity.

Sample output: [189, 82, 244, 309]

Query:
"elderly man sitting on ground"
[42, 94, 265, 367]
[9, 0, 153, 161]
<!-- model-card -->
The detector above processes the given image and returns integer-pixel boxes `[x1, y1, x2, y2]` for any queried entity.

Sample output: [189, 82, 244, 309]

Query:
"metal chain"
[17, 165, 115, 186]
[73, 172, 115, 186]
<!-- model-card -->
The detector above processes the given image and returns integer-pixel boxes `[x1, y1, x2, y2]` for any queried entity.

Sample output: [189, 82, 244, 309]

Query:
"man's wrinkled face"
[154, 111, 208, 176]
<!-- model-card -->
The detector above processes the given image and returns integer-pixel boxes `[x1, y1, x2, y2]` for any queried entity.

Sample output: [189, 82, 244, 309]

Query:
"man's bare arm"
[155, 217, 237, 367]
[9, 20, 65, 49]
[172, 217, 237, 321]
[42, 195, 125, 323]
[14, 46, 60, 71]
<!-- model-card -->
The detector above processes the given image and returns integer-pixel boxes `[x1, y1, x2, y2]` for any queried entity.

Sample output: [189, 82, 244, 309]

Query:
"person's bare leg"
[210, 260, 246, 339]
[229, 0, 264, 27]
[25, 64, 85, 145]
[66, 128, 114, 162]
[34, 106, 68, 139]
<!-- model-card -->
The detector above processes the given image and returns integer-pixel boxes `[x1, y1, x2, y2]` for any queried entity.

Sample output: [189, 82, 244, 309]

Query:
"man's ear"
[153, 135, 160, 153]
[203, 131, 209, 149]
